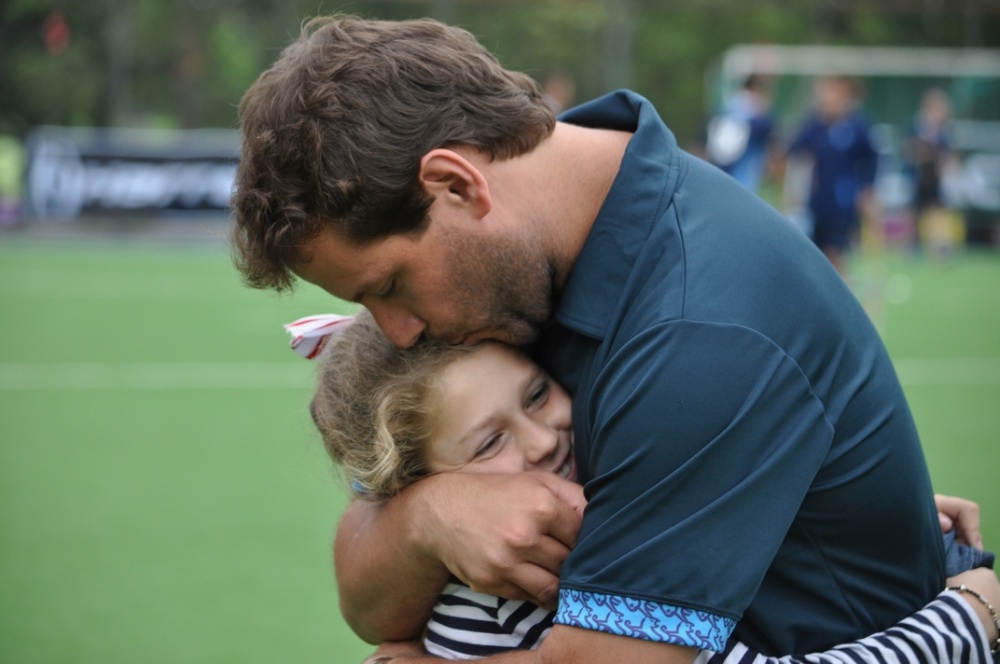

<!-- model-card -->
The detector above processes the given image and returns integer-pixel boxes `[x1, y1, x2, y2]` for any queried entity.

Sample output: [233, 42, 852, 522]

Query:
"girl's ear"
[418, 149, 492, 219]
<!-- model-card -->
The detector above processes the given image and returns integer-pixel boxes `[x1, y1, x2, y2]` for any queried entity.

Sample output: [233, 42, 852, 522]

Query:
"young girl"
[291, 312, 1000, 663]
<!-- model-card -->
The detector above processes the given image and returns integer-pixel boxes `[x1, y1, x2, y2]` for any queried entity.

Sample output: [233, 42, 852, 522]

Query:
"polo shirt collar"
[552, 90, 682, 339]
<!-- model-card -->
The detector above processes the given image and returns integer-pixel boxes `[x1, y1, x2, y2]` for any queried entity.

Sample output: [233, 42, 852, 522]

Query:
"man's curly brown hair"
[231, 14, 556, 292]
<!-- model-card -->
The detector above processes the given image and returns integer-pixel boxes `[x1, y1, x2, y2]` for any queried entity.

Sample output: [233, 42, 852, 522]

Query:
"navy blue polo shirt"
[535, 91, 944, 655]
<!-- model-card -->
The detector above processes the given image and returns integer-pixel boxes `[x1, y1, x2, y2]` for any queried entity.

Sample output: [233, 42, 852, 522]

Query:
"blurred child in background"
[706, 73, 777, 194]
[906, 87, 964, 261]
[787, 76, 879, 275]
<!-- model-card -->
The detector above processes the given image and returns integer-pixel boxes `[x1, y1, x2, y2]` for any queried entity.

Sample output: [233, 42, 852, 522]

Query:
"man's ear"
[418, 149, 492, 219]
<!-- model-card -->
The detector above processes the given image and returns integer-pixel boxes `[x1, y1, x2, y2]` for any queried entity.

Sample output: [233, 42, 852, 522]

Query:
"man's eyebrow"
[349, 277, 379, 304]
[357, 272, 403, 303]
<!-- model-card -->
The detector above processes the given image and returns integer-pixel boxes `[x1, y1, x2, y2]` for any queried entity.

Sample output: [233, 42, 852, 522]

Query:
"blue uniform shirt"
[536, 91, 944, 655]
[788, 111, 878, 222]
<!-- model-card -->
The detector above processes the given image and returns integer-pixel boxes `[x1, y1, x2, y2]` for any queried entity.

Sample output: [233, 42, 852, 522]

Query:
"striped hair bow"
[283, 314, 354, 360]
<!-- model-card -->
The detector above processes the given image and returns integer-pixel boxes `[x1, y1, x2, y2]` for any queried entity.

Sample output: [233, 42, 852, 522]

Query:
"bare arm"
[353, 495, 997, 657]
[336, 471, 586, 643]
[363, 625, 699, 664]
[335, 498, 449, 643]
[363, 569, 1000, 664]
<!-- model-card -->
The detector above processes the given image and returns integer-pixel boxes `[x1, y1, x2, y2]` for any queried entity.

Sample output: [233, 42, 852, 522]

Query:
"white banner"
[25, 126, 239, 220]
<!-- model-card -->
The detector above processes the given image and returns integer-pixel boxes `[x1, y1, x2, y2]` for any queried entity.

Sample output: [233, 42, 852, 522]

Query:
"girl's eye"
[527, 381, 551, 408]
[474, 434, 503, 459]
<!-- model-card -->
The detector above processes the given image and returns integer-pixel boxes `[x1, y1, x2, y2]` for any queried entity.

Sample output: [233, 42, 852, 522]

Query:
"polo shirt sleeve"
[555, 320, 834, 651]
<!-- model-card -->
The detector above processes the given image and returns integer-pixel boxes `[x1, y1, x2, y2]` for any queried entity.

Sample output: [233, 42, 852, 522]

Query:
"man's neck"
[503, 122, 633, 292]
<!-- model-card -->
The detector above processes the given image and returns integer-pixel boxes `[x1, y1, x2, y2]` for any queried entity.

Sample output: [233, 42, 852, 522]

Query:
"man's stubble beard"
[442, 228, 556, 347]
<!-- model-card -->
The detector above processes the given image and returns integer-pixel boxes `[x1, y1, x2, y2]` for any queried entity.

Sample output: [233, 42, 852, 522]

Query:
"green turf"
[0, 238, 997, 663]
[0, 240, 372, 663]
[864, 251, 1000, 528]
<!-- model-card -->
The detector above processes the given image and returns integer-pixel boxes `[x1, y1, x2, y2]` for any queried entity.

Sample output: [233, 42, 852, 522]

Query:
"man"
[232, 15, 956, 664]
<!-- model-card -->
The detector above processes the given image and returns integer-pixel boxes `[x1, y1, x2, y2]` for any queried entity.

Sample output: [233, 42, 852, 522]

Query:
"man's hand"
[414, 471, 586, 610]
[936, 494, 984, 550]
[336, 471, 585, 643]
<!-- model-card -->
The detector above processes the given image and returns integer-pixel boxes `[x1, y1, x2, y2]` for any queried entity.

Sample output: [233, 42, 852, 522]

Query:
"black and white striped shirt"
[425, 584, 991, 663]
[424, 582, 553, 658]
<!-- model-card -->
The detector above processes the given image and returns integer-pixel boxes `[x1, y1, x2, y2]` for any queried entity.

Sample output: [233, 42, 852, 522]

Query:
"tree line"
[2, 0, 997, 145]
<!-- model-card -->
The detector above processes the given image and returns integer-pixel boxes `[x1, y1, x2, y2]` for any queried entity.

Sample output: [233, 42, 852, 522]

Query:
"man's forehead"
[293, 230, 380, 301]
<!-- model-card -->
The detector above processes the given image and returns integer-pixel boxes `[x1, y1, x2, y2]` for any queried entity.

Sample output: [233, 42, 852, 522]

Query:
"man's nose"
[369, 304, 426, 348]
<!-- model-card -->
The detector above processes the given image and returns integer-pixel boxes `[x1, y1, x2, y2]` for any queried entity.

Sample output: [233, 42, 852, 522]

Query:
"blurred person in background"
[706, 73, 777, 194]
[786, 76, 879, 275]
[905, 87, 964, 261]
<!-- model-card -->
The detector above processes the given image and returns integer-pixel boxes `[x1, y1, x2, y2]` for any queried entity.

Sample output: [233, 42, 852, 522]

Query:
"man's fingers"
[484, 563, 563, 611]
[427, 472, 585, 608]
[533, 473, 586, 548]
[541, 473, 588, 516]
[522, 533, 574, 574]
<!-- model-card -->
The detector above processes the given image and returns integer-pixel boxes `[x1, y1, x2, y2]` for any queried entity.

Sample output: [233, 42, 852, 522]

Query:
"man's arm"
[336, 471, 585, 643]
[362, 625, 699, 664]
[335, 498, 448, 643]
[362, 568, 1000, 664]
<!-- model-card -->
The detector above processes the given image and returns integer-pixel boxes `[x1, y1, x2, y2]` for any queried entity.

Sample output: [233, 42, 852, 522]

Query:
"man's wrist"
[401, 475, 446, 566]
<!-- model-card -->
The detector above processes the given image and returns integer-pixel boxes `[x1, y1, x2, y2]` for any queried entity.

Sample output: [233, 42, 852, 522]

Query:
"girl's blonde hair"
[310, 310, 474, 501]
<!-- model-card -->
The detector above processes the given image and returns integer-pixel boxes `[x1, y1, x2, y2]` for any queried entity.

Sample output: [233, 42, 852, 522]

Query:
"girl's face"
[424, 343, 576, 481]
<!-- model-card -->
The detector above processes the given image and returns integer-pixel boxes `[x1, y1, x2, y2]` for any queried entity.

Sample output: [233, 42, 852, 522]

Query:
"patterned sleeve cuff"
[555, 588, 735, 651]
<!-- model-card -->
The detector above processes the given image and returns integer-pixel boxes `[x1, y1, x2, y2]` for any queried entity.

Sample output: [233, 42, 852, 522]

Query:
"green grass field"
[1, 236, 997, 663]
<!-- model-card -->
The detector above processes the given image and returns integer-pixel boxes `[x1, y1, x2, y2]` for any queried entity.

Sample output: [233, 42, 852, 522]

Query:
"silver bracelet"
[949, 584, 1000, 655]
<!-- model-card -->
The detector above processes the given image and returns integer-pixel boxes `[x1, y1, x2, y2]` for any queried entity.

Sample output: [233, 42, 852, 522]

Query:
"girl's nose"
[521, 420, 560, 468]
